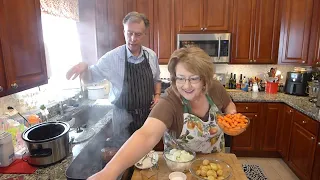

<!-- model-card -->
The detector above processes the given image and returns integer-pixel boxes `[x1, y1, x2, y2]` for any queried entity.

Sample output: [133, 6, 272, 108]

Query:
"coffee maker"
[284, 71, 312, 96]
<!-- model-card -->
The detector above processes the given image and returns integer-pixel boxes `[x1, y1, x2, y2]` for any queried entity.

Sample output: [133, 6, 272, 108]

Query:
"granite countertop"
[228, 91, 320, 122]
[0, 104, 113, 180]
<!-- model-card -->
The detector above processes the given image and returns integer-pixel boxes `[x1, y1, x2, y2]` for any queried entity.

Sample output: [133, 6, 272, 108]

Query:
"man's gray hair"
[122, 11, 150, 28]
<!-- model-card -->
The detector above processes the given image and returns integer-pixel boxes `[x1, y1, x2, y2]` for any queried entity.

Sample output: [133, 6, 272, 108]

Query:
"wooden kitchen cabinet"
[277, 105, 294, 161]
[231, 112, 257, 152]
[175, 0, 231, 32]
[0, 39, 6, 96]
[288, 121, 318, 180]
[260, 103, 282, 152]
[153, 0, 175, 64]
[0, 0, 47, 97]
[129, 0, 154, 50]
[309, 0, 320, 67]
[311, 131, 320, 180]
[231, 0, 281, 64]
[278, 0, 314, 65]
[95, 0, 128, 58]
[231, 103, 259, 156]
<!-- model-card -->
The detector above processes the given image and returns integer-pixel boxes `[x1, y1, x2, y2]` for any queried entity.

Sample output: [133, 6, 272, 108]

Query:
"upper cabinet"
[0, 40, 6, 96]
[278, 0, 314, 65]
[175, 0, 232, 32]
[0, 0, 47, 97]
[95, 0, 129, 58]
[309, 0, 320, 67]
[153, 0, 175, 64]
[130, 0, 154, 50]
[231, 0, 281, 64]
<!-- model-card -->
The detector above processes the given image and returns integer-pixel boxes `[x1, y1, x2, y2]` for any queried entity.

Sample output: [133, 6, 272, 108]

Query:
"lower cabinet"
[288, 122, 318, 180]
[260, 103, 283, 152]
[312, 133, 320, 180]
[231, 112, 257, 152]
[277, 105, 294, 161]
[231, 103, 282, 157]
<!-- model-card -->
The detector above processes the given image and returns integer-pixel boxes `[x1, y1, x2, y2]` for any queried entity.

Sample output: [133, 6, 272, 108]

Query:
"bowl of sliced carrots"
[216, 113, 250, 136]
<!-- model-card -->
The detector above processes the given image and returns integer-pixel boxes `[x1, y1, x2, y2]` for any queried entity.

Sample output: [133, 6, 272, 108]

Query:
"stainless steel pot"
[22, 121, 70, 166]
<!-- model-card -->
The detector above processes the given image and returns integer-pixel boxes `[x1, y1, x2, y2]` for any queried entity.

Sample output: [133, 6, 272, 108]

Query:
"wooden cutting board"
[131, 152, 247, 180]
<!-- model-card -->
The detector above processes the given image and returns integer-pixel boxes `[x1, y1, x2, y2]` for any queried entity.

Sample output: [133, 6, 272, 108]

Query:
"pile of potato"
[195, 159, 225, 180]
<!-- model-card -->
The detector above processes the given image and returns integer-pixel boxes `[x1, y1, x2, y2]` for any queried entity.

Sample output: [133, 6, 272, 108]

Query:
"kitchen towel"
[0, 159, 37, 174]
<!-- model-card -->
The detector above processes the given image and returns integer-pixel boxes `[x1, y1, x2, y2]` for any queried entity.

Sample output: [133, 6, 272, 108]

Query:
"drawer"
[235, 103, 259, 113]
[294, 111, 319, 135]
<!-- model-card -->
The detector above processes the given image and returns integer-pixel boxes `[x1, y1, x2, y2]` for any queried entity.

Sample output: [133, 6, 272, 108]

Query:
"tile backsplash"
[160, 64, 296, 83]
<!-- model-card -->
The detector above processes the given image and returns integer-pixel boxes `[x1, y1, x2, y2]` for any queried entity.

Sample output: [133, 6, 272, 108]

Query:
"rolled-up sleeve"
[154, 57, 161, 83]
[88, 53, 112, 83]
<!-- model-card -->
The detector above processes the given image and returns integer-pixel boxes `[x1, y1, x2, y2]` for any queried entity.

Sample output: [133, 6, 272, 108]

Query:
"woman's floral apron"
[177, 94, 225, 153]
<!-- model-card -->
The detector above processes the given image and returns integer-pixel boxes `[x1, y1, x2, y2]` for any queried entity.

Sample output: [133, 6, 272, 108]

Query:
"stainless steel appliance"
[284, 72, 312, 96]
[177, 33, 231, 63]
[22, 121, 70, 166]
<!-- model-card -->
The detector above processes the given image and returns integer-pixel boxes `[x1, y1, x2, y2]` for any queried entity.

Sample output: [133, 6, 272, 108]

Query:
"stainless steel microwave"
[177, 33, 231, 63]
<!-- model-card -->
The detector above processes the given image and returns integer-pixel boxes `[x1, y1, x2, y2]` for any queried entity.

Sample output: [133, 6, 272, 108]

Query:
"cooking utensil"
[7, 106, 31, 126]
[136, 154, 150, 166]
[22, 121, 70, 166]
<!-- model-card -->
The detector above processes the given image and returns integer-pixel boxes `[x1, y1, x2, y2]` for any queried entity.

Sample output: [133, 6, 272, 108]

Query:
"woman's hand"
[225, 101, 237, 114]
[87, 171, 116, 180]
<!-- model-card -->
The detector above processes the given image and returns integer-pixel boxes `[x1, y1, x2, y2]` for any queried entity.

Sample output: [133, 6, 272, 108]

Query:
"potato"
[196, 170, 201, 176]
[201, 170, 207, 177]
[201, 166, 209, 171]
[203, 159, 210, 166]
[195, 160, 224, 179]
[206, 170, 214, 176]
[210, 163, 218, 171]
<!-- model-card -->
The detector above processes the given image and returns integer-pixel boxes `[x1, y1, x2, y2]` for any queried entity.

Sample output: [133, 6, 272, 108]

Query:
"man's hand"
[66, 62, 88, 80]
[150, 94, 160, 109]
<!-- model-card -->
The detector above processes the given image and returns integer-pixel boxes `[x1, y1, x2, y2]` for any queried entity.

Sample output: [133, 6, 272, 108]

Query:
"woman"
[88, 47, 237, 180]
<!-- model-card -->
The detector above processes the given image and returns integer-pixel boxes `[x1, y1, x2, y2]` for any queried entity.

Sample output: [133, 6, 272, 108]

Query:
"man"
[66, 12, 161, 136]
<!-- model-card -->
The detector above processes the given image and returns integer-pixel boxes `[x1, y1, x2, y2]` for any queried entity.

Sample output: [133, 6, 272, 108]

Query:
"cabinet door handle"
[204, 27, 207, 31]
[0, 86, 3, 92]
[318, 142, 320, 146]
[254, 115, 257, 117]
[316, 62, 319, 65]
[200, 28, 204, 30]
[302, 61, 306, 63]
[253, 60, 256, 62]
[11, 83, 18, 89]
[289, 110, 293, 113]
[311, 137, 315, 140]
[302, 120, 307, 124]
[249, 60, 253, 63]
[245, 107, 249, 110]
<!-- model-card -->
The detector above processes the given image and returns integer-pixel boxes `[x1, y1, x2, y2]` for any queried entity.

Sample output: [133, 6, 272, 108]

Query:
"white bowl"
[169, 172, 187, 180]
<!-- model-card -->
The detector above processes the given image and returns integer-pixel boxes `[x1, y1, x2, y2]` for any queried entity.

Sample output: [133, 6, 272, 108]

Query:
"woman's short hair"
[168, 47, 214, 92]
[122, 11, 150, 28]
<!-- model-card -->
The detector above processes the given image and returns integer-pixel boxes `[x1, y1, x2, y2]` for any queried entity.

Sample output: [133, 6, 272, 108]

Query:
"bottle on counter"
[233, 74, 237, 89]
[237, 74, 243, 89]
[228, 73, 233, 89]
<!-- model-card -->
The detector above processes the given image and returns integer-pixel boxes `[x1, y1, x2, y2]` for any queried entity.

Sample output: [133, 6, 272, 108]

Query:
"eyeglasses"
[175, 76, 201, 84]
[126, 31, 145, 38]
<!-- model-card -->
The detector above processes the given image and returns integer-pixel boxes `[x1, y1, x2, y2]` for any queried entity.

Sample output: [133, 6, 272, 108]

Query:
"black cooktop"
[65, 122, 130, 180]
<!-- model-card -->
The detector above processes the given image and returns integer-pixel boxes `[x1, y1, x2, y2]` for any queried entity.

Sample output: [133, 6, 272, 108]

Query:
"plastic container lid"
[0, 131, 12, 144]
